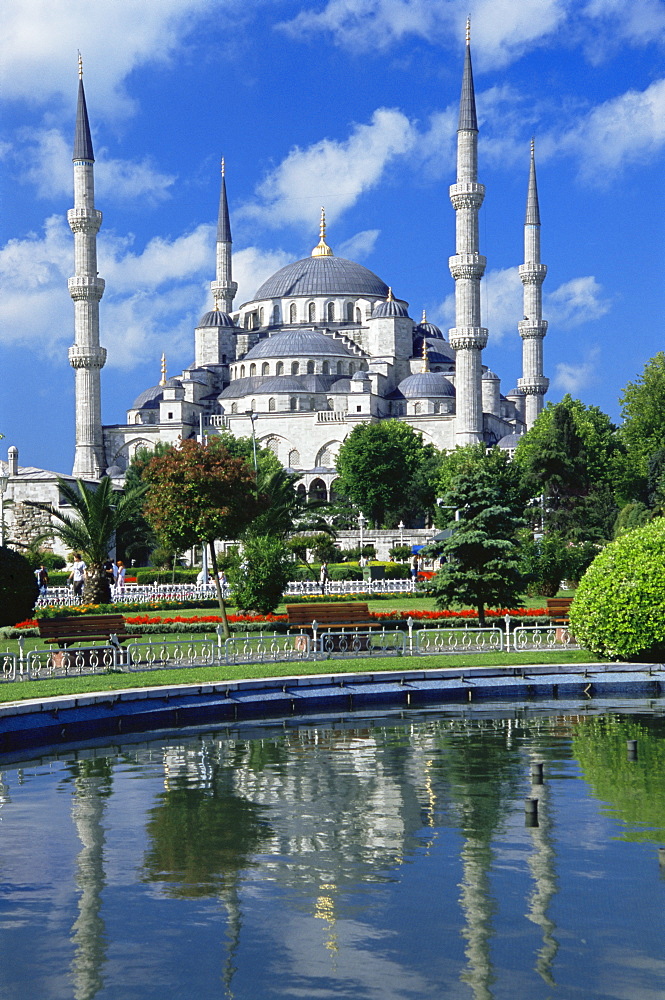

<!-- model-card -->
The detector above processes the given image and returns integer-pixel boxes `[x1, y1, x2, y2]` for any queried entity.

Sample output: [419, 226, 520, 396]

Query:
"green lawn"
[0, 648, 599, 704]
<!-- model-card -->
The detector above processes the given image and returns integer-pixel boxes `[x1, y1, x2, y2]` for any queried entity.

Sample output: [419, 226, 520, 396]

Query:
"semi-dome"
[253, 255, 389, 300]
[398, 372, 455, 398]
[242, 329, 354, 360]
[197, 309, 236, 328]
[132, 385, 163, 409]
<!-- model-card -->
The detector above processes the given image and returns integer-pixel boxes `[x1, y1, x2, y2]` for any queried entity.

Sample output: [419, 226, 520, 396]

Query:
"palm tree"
[41, 477, 146, 604]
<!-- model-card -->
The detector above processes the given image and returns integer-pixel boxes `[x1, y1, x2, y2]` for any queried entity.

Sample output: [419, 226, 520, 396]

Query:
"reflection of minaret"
[525, 759, 559, 986]
[69, 56, 107, 479]
[458, 836, 495, 1000]
[70, 761, 110, 1000]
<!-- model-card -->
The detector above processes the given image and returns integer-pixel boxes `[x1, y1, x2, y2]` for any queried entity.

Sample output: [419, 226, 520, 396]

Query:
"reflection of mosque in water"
[55, 715, 570, 1000]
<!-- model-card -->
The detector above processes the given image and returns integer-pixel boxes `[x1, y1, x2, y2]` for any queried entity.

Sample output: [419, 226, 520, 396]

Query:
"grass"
[0, 649, 601, 704]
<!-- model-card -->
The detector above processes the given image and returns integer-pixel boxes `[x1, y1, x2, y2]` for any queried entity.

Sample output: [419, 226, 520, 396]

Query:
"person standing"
[35, 564, 49, 597]
[319, 562, 330, 595]
[114, 559, 126, 596]
[68, 554, 86, 598]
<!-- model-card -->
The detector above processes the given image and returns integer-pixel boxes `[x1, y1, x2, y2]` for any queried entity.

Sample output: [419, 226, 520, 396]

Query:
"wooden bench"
[546, 597, 574, 623]
[37, 614, 141, 649]
[287, 602, 380, 652]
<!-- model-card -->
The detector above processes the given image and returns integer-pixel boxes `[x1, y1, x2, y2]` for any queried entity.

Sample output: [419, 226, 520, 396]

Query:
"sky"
[1, 0, 664, 476]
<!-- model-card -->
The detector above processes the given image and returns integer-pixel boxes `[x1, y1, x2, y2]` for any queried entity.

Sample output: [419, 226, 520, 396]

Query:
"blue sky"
[1, 0, 664, 475]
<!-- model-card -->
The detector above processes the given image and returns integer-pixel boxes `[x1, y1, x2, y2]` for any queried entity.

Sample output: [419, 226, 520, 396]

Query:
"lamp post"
[398, 520, 405, 547]
[244, 410, 258, 475]
[358, 511, 366, 555]
[0, 471, 9, 548]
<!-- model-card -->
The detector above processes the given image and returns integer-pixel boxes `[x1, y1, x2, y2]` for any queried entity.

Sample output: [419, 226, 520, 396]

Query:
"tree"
[569, 518, 665, 661]
[620, 352, 665, 486]
[427, 447, 525, 625]
[35, 476, 146, 604]
[335, 421, 431, 527]
[118, 442, 173, 565]
[514, 395, 622, 541]
[0, 546, 39, 626]
[142, 438, 264, 636]
[227, 534, 291, 614]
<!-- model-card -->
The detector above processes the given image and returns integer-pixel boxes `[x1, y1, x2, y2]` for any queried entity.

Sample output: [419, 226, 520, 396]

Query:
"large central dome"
[254, 255, 389, 300]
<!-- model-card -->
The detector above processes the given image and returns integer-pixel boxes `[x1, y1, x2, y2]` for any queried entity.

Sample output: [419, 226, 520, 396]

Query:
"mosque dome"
[398, 372, 455, 398]
[253, 255, 389, 300]
[132, 385, 163, 409]
[197, 309, 236, 328]
[412, 335, 455, 366]
[242, 330, 354, 359]
[497, 431, 524, 450]
[414, 318, 443, 339]
[372, 294, 409, 318]
[482, 369, 499, 380]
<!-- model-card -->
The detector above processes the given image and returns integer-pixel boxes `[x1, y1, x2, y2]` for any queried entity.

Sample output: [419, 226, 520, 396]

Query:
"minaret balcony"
[518, 320, 548, 338]
[518, 263, 547, 284]
[68, 345, 107, 369]
[449, 326, 488, 350]
[449, 182, 485, 210]
[449, 253, 486, 280]
[68, 275, 105, 300]
[517, 376, 550, 394]
[67, 208, 103, 233]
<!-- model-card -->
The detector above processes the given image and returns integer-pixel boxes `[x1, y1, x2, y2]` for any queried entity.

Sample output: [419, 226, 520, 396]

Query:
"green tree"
[35, 476, 146, 604]
[0, 546, 39, 626]
[143, 438, 264, 635]
[227, 534, 291, 614]
[118, 442, 173, 565]
[620, 352, 665, 488]
[427, 447, 525, 625]
[335, 421, 430, 527]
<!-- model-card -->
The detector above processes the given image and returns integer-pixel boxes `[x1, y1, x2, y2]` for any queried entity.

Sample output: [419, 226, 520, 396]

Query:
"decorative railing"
[224, 632, 312, 665]
[25, 645, 121, 681]
[415, 626, 504, 655]
[508, 622, 579, 651]
[315, 627, 406, 658]
[0, 652, 18, 683]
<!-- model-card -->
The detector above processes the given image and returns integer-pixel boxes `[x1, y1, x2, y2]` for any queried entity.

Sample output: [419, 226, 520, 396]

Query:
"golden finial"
[421, 337, 430, 373]
[387, 287, 394, 301]
[221, 156, 225, 177]
[311, 206, 333, 257]
[421, 308, 427, 323]
[466, 16, 471, 44]
[78, 51, 83, 80]
[160, 354, 167, 387]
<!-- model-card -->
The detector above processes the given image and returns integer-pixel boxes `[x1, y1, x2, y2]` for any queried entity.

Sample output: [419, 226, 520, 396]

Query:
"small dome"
[132, 385, 163, 409]
[412, 336, 455, 366]
[198, 309, 236, 328]
[163, 377, 182, 388]
[398, 372, 455, 398]
[506, 386, 526, 397]
[242, 329, 354, 360]
[415, 319, 443, 339]
[352, 370, 369, 381]
[253, 255, 389, 299]
[372, 295, 409, 319]
[497, 431, 524, 450]
[482, 369, 499, 381]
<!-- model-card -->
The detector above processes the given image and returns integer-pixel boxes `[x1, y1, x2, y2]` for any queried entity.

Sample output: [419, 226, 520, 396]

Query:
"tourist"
[68, 554, 86, 598]
[35, 564, 49, 596]
[319, 562, 330, 594]
[114, 559, 126, 595]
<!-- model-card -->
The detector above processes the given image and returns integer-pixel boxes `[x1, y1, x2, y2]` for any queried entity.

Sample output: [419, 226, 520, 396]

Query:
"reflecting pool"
[1, 700, 665, 999]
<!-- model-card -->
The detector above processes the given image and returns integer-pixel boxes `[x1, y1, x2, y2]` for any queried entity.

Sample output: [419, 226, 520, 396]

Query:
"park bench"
[37, 614, 141, 649]
[546, 597, 574, 623]
[287, 602, 380, 651]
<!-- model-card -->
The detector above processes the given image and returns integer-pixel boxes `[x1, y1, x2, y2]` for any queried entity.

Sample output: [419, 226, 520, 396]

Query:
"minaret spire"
[68, 58, 107, 478]
[448, 20, 488, 445]
[211, 156, 237, 312]
[517, 139, 549, 428]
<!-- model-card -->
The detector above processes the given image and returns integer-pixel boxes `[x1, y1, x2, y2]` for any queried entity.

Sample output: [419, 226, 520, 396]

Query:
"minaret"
[210, 158, 238, 313]
[68, 56, 107, 479]
[517, 140, 549, 428]
[448, 19, 488, 446]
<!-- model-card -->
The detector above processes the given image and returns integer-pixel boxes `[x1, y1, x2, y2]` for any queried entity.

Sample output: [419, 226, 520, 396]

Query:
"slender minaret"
[210, 158, 238, 313]
[517, 140, 549, 428]
[449, 19, 488, 446]
[68, 56, 106, 479]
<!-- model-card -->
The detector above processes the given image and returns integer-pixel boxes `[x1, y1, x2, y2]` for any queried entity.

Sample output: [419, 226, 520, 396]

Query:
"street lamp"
[0, 471, 9, 548]
[358, 511, 366, 554]
[398, 520, 405, 546]
[244, 410, 258, 475]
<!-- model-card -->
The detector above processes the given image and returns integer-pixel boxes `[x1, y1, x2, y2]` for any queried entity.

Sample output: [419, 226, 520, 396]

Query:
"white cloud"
[553, 347, 601, 394]
[545, 276, 611, 327]
[0, 0, 216, 118]
[101, 226, 214, 292]
[338, 230, 381, 260]
[19, 128, 176, 205]
[233, 246, 293, 306]
[240, 108, 417, 229]
[556, 78, 665, 181]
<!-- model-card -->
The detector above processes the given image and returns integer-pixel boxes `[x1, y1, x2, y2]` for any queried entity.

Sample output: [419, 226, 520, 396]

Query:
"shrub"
[389, 545, 412, 562]
[569, 518, 665, 660]
[0, 546, 39, 627]
[228, 535, 290, 614]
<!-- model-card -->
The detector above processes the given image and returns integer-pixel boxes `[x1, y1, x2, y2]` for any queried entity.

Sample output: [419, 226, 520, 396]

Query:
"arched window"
[346, 302, 354, 321]
[319, 446, 332, 466]
[309, 478, 328, 502]
[288, 449, 301, 468]
[240, 365, 245, 377]
[306, 360, 314, 375]
[268, 397, 276, 412]
[231, 402, 237, 414]
[222, 354, 227, 364]
[290, 397, 297, 411]
[322, 361, 329, 375]
[272, 304, 280, 325]
[308, 301, 316, 322]
[296, 483, 307, 499]
[355, 307, 361, 323]
[291, 361, 299, 375]
[249, 363, 256, 376]
[327, 302, 335, 322]
[134, 414, 141, 424]
[309, 396, 315, 410]
[262, 362, 270, 375]
[337, 361, 343, 374]
[276, 361, 284, 375]
[414, 402, 421, 415]
[259, 307, 264, 326]
[289, 302, 297, 323]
